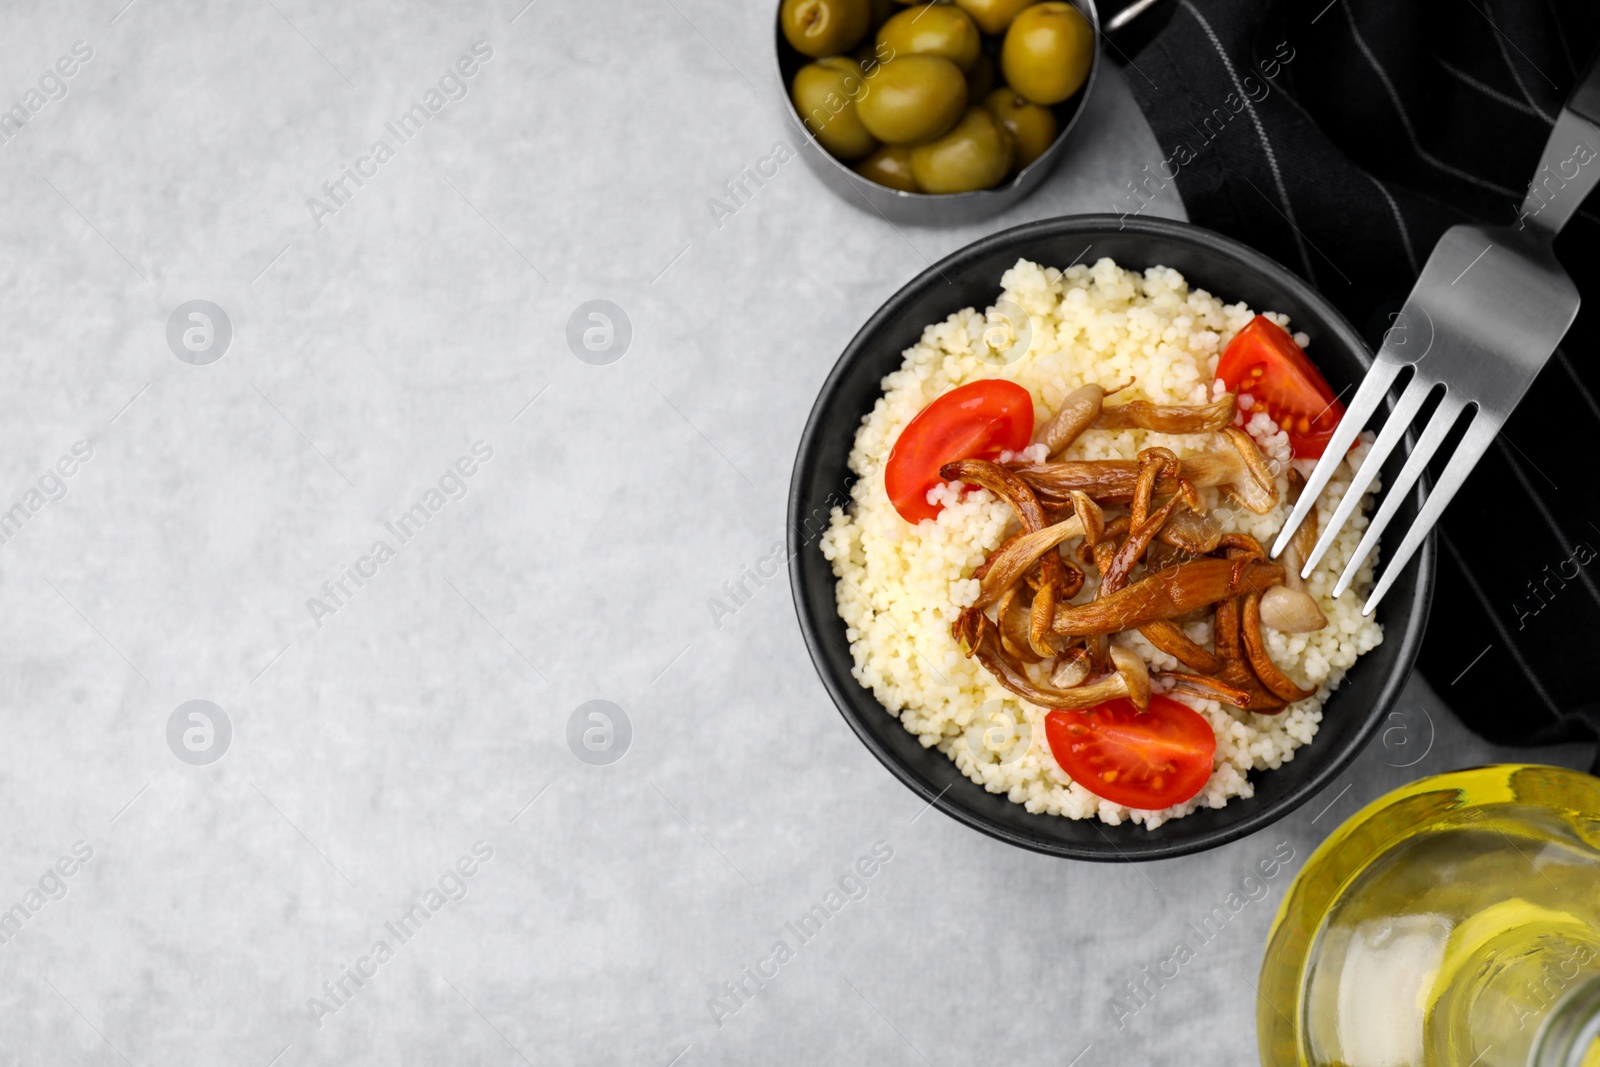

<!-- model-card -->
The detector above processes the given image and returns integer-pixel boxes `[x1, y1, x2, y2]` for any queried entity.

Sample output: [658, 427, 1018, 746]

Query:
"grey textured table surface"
[0, 3, 1592, 1066]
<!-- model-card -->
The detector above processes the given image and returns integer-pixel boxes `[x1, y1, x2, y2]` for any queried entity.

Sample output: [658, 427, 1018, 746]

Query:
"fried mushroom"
[1051, 558, 1285, 636]
[1242, 591, 1317, 703]
[1012, 431, 1279, 514]
[1093, 392, 1236, 434]
[1033, 383, 1104, 457]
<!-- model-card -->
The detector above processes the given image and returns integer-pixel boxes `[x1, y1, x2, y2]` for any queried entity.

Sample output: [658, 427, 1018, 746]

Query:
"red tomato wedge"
[1215, 315, 1344, 459]
[1044, 695, 1216, 810]
[885, 380, 1033, 523]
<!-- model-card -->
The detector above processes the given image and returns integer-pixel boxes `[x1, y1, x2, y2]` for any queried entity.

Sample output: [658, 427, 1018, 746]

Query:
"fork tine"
[1360, 407, 1502, 615]
[1300, 371, 1436, 577]
[1333, 391, 1468, 599]
[1270, 360, 1402, 559]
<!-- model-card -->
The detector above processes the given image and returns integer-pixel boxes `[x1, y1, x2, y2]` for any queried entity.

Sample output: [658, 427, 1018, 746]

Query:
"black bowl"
[787, 214, 1435, 861]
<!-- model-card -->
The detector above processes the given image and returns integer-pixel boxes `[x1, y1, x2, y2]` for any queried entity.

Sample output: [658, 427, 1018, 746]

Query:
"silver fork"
[1270, 56, 1600, 616]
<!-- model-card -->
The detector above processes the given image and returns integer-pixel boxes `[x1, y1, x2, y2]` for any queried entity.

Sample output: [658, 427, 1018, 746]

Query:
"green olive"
[855, 55, 968, 145]
[781, 0, 872, 59]
[981, 86, 1058, 169]
[855, 145, 920, 191]
[792, 58, 880, 161]
[852, 37, 896, 70]
[965, 52, 996, 101]
[909, 105, 1014, 193]
[952, 0, 1037, 34]
[1001, 1, 1093, 105]
[876, 4, 982, 71]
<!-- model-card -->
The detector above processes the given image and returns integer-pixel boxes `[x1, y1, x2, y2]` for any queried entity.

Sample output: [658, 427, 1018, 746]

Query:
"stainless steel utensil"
[1104, 0, 1163, 33]
[1271, 54, 1600, 615]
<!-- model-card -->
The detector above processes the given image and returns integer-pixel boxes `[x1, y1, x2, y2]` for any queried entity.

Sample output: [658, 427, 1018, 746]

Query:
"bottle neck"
[1532, 975, 1600, 1067]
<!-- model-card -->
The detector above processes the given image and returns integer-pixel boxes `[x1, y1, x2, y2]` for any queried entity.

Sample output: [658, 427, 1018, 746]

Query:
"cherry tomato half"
[885, 379, 1033, 523]
[1215, 316, 1344, 459]
[1044, 694, 1216, 810]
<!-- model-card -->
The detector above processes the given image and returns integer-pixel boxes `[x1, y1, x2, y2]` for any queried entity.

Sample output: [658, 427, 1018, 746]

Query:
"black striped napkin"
[1117, 0, 1600, 766]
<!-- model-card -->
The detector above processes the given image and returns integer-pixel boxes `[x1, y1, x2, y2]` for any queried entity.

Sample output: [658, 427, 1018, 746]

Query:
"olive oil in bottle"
[1258, 765, 1600, 1067]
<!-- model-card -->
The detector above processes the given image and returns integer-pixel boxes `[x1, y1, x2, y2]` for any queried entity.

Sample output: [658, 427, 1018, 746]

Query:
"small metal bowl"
[774, 0, 1101, 226]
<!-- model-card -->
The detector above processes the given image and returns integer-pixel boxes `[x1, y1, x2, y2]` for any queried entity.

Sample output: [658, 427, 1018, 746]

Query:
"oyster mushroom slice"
[1011, 459, 1209, 505]
[941, 458, 1070, 632]
[1257, 584, 1327, 633]
[1129, 447, 1180, 531]
[1160, 671, 1258, 709]
[1071, 490, 1104, 547]
[973, 515, 1086, 609]
[1218, 427, 1279, 514]
[1139, 620, 1222, 674]
[1028, 579, 1058, 660]
[939, 459, 1052, 532]
[1051, 558, 1285, 637]
[1218, 532, 1267, 561]
[996, 583, 1042, 662]
[1258, 483, 1327, 630]
[1242, 592, 1318, 702]
[1099, 494, 1183, 595]
[953, 610, 1134, 708]
[1192, 595, 1290, 714]
[1094, 392, 1236, 434]
[1034, 383, 1105, 457]
[1158, 508, 1221, 556]
[1050, 646, 1091, 688]
[1218, 529, 1327, 634]
[1101, 476, 1199, 596]
[1278, 469, 1320, 593]
[1013, 433, 1278, 514]
[1045, 645, 1151, 712]
[1085, 536, 1120, 674]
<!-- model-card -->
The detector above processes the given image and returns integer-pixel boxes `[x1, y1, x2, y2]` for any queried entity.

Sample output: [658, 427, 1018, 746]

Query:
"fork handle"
[1571, 48, 1600, 127]
[1518, 49, 1600, 237]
